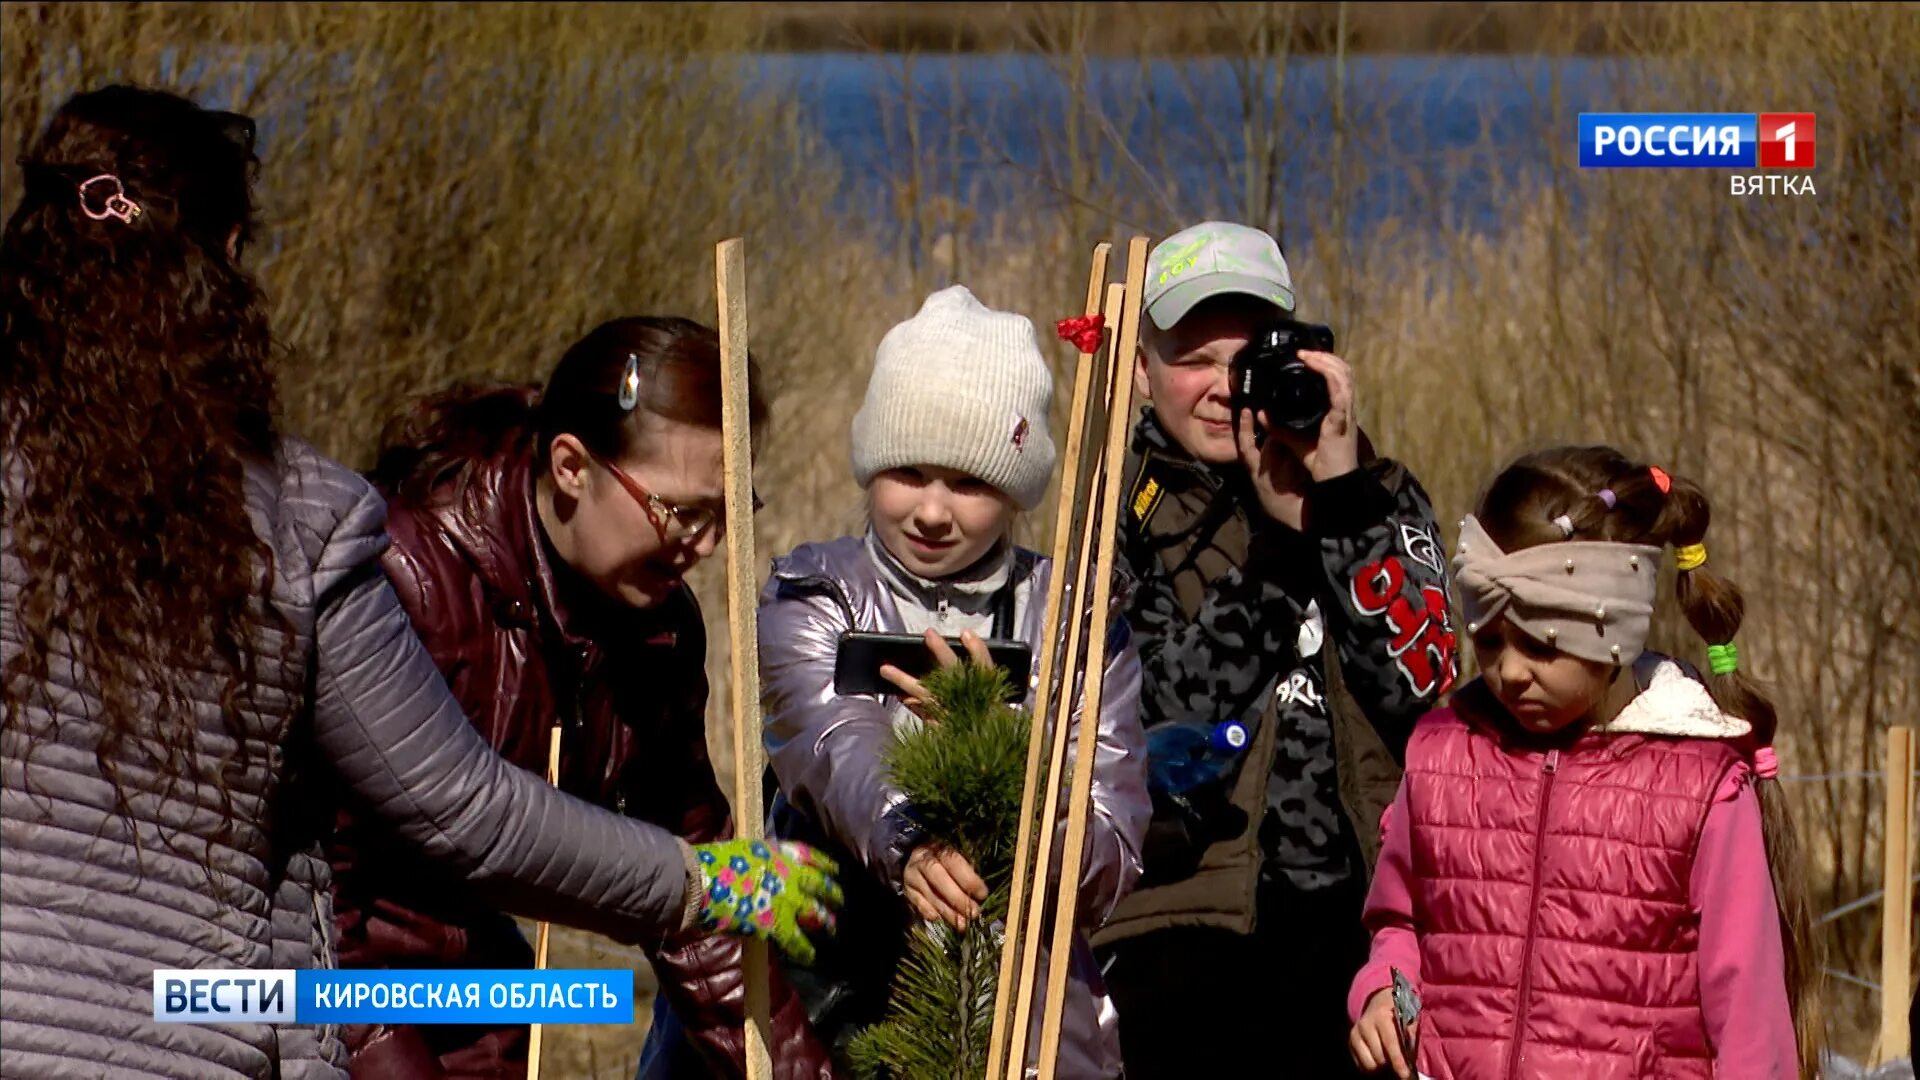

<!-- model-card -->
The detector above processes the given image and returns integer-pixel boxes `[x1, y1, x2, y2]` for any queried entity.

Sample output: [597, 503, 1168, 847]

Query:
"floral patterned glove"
[689, 838, 843, 965]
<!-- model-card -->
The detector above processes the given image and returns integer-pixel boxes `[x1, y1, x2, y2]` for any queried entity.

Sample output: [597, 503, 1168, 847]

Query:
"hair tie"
[78, 173, 142, 224]
[1056, 314, 1106, 355]
[1707, 641, 1738, 675]
[618, 353, 641, 411]
[1597, 488, 1617, 510]
[1675, 543, 1708, 571]
[1648, 466, 1672, 495]
[1551, 514, 1575, 538]
[1750, 746, 1778, 780]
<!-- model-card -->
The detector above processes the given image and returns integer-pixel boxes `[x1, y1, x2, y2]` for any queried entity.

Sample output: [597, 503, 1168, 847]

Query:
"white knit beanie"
[850, 285, 1057, 511]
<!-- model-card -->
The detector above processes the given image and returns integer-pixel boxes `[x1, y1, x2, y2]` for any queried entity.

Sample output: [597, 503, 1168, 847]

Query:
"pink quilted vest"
[1402, 683, 1742, 1080]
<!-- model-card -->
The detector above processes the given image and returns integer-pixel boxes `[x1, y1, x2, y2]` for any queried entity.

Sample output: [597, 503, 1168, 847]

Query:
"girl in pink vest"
[1345, 445, 1819, 1080]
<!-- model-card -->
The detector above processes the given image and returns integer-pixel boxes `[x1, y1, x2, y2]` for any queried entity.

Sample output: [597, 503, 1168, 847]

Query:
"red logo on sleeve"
[1351, 556, 1459, 699]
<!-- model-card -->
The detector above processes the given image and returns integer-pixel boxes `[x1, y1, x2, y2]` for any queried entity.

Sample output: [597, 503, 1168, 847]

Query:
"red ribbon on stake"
[1055, 314, 1105, 355]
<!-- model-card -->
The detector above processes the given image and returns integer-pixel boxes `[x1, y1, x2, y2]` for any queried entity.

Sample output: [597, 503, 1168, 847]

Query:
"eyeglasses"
[588, 450, 761, 544]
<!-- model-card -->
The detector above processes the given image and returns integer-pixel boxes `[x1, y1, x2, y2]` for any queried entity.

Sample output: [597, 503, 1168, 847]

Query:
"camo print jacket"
[1090, 408, 1460, 944]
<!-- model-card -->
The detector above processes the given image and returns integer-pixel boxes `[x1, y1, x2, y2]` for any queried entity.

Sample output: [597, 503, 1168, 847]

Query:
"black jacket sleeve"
[1307, 461, 1461, 756]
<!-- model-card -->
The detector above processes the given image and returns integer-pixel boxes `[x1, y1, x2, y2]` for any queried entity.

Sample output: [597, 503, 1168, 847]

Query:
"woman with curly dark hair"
[0, 84, 840, 1080]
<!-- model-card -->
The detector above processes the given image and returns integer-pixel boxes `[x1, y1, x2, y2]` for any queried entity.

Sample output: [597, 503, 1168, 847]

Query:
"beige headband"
[1452, 514, 1664, 666]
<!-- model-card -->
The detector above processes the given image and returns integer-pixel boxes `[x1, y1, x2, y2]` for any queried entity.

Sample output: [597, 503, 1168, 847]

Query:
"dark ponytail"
[1476, 445, 1824, 1077]
[370, 315, 769, 506]
[1650, 473, 1824, 1080]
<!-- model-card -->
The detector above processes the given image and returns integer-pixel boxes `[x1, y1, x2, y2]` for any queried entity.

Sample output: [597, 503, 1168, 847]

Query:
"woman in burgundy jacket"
[328, 317, 836, 1079]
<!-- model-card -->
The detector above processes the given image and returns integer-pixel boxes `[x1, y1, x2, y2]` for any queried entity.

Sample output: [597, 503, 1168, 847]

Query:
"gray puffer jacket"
[758, 534, 1149, 1079]
[0, 438, 695, 1080]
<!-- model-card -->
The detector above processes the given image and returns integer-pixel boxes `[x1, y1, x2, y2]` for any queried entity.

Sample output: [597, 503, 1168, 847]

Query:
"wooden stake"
[1877, 725, 1915, 1065]
[526, 723, 563, 1080]
[716, 236, 773, 1080]
[1004, 308, 1114, 1077]
[1034, 236, 1149, 1080]
[987, 243, 1110, 1079]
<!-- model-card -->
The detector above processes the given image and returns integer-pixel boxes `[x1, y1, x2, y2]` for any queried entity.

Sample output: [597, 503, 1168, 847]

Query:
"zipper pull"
[569, 646, 592, 731]
[1544, 749, 1560, 773]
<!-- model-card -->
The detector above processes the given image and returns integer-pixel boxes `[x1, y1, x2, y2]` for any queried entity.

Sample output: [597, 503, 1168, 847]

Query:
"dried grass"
[5, 1, 1913, 1071]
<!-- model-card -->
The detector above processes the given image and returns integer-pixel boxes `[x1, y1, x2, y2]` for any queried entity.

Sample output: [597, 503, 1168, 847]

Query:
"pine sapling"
[846, 661, 1032, 1080]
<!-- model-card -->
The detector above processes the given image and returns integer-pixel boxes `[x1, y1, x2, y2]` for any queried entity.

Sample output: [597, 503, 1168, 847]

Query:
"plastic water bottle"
[1145, 717, 1252, 794]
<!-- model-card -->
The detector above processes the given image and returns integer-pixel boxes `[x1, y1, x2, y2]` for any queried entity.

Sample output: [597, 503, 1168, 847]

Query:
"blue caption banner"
[1579, 112, 1757, 168]
[155, 969, 635, 1025]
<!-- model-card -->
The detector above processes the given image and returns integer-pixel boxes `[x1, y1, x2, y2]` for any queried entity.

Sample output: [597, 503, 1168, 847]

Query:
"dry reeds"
[6, 2, 1912, 1071]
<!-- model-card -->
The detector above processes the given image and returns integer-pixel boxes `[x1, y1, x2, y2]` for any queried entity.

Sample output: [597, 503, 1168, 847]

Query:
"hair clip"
[1551, 514, 1575, 538]
[1648, 465, 1672, 495]
[78, 174, 141, 224]
[1597, 488, 1617, 510]
[618, 352, 641, 411]
[1675, 543, 1708, 572]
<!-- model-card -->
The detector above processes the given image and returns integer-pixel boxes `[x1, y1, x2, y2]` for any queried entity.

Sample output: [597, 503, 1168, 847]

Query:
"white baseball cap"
[1142, 221, 1295, 331]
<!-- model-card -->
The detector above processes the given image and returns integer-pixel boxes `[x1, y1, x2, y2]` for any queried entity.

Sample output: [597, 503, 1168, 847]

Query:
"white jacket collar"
[1595, 656, 1752, 740]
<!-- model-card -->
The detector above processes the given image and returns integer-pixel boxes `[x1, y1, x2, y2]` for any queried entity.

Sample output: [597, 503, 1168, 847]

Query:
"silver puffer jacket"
[757, 533, 1149, 1079]
[0, 439, 696, 1080]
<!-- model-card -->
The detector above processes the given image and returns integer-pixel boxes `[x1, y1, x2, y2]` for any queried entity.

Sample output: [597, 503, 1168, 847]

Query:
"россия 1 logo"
[1579, 112, 1816, 196]
[1756, 113, 1815, 168]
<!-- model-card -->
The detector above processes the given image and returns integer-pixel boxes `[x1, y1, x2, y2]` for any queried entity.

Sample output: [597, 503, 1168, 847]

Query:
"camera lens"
[1228, 319, 1335, 435]
[1268, 361, 1331, 433]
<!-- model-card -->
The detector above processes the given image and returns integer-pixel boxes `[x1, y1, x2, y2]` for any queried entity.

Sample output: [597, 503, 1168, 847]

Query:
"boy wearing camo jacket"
[1091, 222, 1459, 1078]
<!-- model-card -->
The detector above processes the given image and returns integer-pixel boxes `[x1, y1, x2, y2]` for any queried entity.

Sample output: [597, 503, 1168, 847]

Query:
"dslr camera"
[1229, 318, 1337, 436]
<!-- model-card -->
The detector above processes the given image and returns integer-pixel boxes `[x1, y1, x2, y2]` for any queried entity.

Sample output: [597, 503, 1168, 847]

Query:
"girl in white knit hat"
[754, 285, 1150, 1077]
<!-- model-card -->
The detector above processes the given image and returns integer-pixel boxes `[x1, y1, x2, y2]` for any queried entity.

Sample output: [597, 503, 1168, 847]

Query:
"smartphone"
[833, 631, 1034, 701]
